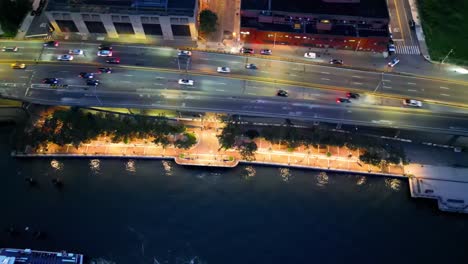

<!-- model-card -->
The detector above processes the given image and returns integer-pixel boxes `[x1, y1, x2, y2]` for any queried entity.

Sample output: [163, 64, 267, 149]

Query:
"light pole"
[355, 40, 361, 52]
[441, 48, 454, 64]
[273, 33, 277, 48]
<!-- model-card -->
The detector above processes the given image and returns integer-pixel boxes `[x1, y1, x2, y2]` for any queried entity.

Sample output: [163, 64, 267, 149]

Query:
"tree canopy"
[199, 9, 218, 34]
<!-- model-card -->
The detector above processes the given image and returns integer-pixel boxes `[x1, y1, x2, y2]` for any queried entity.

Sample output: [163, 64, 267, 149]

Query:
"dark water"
[1, 125, 467, 264]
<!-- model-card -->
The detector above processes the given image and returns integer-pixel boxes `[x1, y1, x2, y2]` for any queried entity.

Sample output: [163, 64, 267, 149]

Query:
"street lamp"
[441, 48, 454, 64]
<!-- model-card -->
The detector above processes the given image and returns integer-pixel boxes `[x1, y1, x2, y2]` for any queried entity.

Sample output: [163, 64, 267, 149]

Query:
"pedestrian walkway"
[394, 43, 420, 55]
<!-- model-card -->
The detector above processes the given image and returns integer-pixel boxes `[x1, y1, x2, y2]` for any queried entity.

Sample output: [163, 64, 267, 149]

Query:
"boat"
[0, 248, 83, 264]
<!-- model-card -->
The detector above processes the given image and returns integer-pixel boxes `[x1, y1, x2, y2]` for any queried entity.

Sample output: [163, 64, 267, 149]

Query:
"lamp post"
[273, 33, 277, 48]
[355, 40, 361, 52]
[441, 48, 454, 64]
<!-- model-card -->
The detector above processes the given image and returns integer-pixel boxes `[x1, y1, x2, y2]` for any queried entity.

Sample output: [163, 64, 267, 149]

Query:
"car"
[97, 67, 112, 74]
[336, 97, 351, 103]
[57, 54, 74, 61]
[43, 41, 59, 47]
[304, 52, 316, 58]
[79, 72, 94, 79]
[388, 44, 396, 54]
[217, 67, 230, 73]
[260, 49, 272, 55]
[106, 57, 120, 64]
[2, 46, 18, 52]
[178, 79, 194, 86]
[240, 47, 254, 54]
[245, 63, 257, 69]
[42, 78, 59, 84]
[403, 99, 422, 107]
[86, 79, 100, 86]
[409, 19, 416, 30]
[277, 90, 288, 97]
[330, 59, 343, 65]
[97, 49, 113, 57]
[178, 50, 192, 57]
[98, 44, 112, 50]
[387, 58, 400, 67]
[346, 92, 360, 99]
[11, 63, 26, 69]
[69, 49, 83, 55]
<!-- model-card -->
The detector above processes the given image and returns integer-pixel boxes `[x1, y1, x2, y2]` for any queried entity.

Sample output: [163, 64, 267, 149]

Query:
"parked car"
[409, 19, 416, 30]
[97, 49, 113, 57]
[98, 44, 112, 50]
[79, 72, 94, 79]
[304, 52, 316, 59]
[245, 63, 257, 69]
[260, 49, 272, 55]
[403, 99, 422, 107]
[336, 97, 351, 103]
[42, 78, 59, 84]
[178, 79, 194, 86]
[240, 47, 254, 54]
[277, 90, 288, 97]
[178, 50, 192, 57]
[11, 63, 26, 69]
[97, 67, 112, 74]
[388, 58, 400, 67]
[57, 54, 74, 61]
[69, 49, 84, 55]
[330, 59, 343, 65]
[106, 57, 120, 64]
[43, 41, 59, 47]
[2, 46, 18, 52]
[217, 67, 231, 73]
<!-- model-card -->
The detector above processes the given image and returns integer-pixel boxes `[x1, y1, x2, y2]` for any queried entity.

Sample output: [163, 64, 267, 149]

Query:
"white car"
[388, 58, 400, 67]
[97, 49, 113, 57]
[2, 46, 18, 52]
[178, 50, 192, 56]
[57, 54, 74, 61]
[304, 52, 316, 59]
[68, 49, 83, 55]
[178, 79, 194, 86]
[217, 67, 231, 73]
[403, 99, 422, 107]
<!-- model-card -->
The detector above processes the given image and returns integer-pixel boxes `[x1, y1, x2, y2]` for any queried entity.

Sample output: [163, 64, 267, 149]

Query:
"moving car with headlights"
[79, 72, 94, 79]
[336, 97, 351, 103]
[2, 46, 18, 52]
[178, 50, 192, 57]
[86, 79, 100, 86]
[260, 49, 272, 55]
[57, 54, 73, 61]
[178, 79, 194, 86]
[217, 67, 230, 73]
[330, 59, 343, 65]
[403, 99, 422, 107]
[240, 47, 254, 54]
[106, 57, 120, 64]
[277, 90, 288, 97]
[304, 52, 316, 59]
[69, 49, 84, 55]
[97, 67, 112, 74]
[97, 49, 113, 57]
[44, 41, 59, 47]
[98, 44, 112, 50]
[11, 62, 26, 69]
[387, 58, 400, 67]
[245, 63, 257, 69]
[346, 92, 360, 99]
[42, 78, 59, 84]
[388, 44, 396, 55]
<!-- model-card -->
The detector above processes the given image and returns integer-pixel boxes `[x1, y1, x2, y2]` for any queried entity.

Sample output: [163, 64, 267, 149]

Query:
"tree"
[359, 150, 382, 166]
[174, 132, 197, 149]
[245, 129, 260, 139]
[240, 141, 257, 161]
[199, 9, 218, 34]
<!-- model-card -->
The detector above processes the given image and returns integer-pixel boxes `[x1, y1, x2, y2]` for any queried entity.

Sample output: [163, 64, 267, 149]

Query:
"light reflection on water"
[162, 160, 173, 176]
[279, 167, 292, 182]
[89, 159, 100, 175]
[242, 166, 256, 179]
[356, 176, 367, 186]
[316, 171, 329, 187]
[125, 159, 136, 173]
[50, 159, 63, 171]
[385, 178, 402, 191]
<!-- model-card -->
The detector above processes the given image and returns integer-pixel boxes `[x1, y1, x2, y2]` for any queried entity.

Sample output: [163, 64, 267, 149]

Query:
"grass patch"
[0, 99, 22, 107]
[418, 0, 468, 63]
[0, 0, 31, 37]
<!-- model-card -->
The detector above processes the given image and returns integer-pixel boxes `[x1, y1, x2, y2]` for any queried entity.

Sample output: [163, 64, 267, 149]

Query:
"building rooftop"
[242, 0, 389, 18]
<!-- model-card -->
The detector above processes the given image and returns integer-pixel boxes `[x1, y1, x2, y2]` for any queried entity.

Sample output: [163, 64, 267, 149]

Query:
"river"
[0, 125, 467, 264]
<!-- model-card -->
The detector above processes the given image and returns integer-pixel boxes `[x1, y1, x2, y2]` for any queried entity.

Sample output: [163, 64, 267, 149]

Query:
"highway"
[1, 40, 467, 106]
[0, 43, 468, 135]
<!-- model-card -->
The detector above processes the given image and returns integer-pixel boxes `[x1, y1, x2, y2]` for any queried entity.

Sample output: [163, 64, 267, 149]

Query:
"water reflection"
[385, 178, 402, 191]
[242, 166, 256, 179]
[50, 159, 63, 171]
[125, 160, 136, 173]
[316, 172, 329, 187]
[356, 176, 367, 186]
[162, 160, 173, 176]
[279, 168, 292, 182]
[89, 159, 100, 175]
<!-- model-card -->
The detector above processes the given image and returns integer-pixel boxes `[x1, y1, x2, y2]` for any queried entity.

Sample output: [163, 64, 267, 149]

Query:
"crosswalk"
[394, 44, 420, 55]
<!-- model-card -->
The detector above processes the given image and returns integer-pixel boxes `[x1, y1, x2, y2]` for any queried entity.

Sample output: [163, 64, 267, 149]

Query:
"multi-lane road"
[1, 40, 468, 135]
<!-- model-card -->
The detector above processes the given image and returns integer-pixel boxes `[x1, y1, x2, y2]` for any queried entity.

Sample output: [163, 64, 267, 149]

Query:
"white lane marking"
[215, 89, 225, 92]
[292, 68, 301, 71]
[259, 71, 270, 74]
[351, 75, 362, 78]
[153, 83, 163, 86]
[290, 74, 298, 77]
[407, 82, 416, 85]
[215, 82, 226, 85]
[408, 89, 417, 92]
[122, 81, 131, 83]
[383, 86, 392, 89]
[155, 76, 165, 79]
[19, 76, 29, 79]
[59, 71, 69, 73]
[440, 93, 450, 96]
[320, 72, 330, 74]
[247, 92, 257, 95]
[123, 74, 133, 77]
[321, 78, 330, 81]
[382, 79, 391, 82]
[248, 86, 262, 89]
[352, 82, 363, 85]
[440, 86, 449, 89]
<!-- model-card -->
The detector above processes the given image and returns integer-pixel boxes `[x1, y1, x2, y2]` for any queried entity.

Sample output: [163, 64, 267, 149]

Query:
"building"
[45, 0, 198, 41]
[240, 0, 390, 52]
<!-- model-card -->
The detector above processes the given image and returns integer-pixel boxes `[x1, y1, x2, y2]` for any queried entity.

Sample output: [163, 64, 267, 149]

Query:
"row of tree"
[217, 117, 407, 166]
[24, 108, 196, 150]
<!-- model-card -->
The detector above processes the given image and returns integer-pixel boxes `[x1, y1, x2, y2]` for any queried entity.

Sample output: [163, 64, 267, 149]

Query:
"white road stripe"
[352, 82, 363, 85]
[215, 89, 225, 92]
[123, 74, 133, 77]
[247, 92, 256, 95]
[407, 82, 416, 85]
[320, 72, 330, 74]
[216, 82, 226, 85]
[408, 89, 417, 92]
[440, 93, 450, 96]
[290, 74, 298, 77]
[351, 75, 362, 78]
[19, 76, 29, 79]
[383, 86, 392, 89]
[382, 79, 391, 82]
[321, 78, 330, 81]
[153, 83, 163, 86]
[440, 86, 449, 89]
